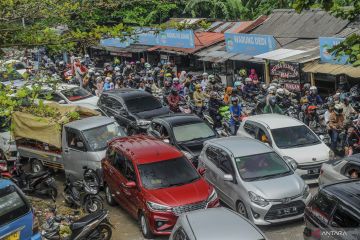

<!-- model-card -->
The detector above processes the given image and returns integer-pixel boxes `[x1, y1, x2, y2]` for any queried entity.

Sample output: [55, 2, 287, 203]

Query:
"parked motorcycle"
[42, 206, 112, 240]
[11, 164, 57, 200]
[64, 168, 103, 213]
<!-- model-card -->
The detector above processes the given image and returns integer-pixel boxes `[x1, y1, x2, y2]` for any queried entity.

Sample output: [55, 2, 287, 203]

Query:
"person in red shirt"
[167, 88, 181, 112]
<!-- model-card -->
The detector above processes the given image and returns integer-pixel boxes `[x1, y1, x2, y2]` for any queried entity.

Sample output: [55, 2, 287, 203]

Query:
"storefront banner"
[100, 38, 132, 48]
[225, 33, 277, 56]
[319, 37, 349, 64]
[270, 61, 301, 92]
[136, 29, 195, 48]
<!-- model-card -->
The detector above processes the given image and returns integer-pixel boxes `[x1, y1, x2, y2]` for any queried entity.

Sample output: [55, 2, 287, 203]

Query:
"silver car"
[318, 154, 360, 185]
[169, 207, 268, 240]
[198, 136, 311, 225]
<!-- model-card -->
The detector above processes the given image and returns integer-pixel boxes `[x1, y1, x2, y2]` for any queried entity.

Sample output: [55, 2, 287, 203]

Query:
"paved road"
[48, 172, 318, 240]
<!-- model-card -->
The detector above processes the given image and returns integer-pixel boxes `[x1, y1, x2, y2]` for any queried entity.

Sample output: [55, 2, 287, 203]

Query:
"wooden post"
[310, 72, 315, 86]
[265, 60, 270, 85]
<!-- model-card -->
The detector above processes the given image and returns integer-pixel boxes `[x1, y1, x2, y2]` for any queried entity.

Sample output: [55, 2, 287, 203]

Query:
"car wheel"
[139, 212, 153, 239]
[236, 201, 248, 218]
[31, 159, 44, 173]
[105, 185, 117, 206]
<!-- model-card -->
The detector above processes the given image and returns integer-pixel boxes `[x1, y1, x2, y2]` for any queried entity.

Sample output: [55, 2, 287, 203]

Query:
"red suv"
[102, 135, 219, 238]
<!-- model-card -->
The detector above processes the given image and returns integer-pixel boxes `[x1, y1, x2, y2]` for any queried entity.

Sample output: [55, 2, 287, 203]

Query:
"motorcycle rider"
[224, 87, 233, 105]
[276, 88, 291, 109]
[208, 91, 223, 129]
[266, 85, 277, 105]
[304, 105, 320, 128]
[162, 80, 172, 104]
[229, 96, 242, 135]
[328, 104, 345, 151]
[201, 72, 208, 90]
[167, 88, 181, 112]
[341, 97, 356, 121]
[193, 84, 208, 114]
[307, 86, 323, 105]
[263, 96, 283, 114]
[205, 74, 216, 93]
[172, 77, 182, 92]
[243, 77, 256, 100]
[345, 126, 360, 156]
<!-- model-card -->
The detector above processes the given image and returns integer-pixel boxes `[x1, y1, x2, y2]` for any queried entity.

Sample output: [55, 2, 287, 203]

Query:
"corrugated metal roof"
[334, 27, 360, 38]
[147, 32, 224, 54]
[251, 9, 349, 38]
[303, 61, 360, 78]
[255, 48, 307, 60]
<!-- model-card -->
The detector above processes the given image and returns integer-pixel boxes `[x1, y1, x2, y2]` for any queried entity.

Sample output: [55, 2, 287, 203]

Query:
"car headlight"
[248, 191, 269, 207]
[146, 201, 172, 212]
[329, 150, 335, 160]
[207, 189, 218, 203]
[181, 150, 193, 160]
[283, 156, 298, 170]
[137, 119, 151, 126]
[302, 185, 310, 199]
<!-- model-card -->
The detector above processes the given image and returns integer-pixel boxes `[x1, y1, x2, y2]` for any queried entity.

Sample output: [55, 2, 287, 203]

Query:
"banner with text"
[225, 33, 277, 56]
[270, 61, 301, 92]
[319, 37, 349, 65]
[101, 29, 195, 49]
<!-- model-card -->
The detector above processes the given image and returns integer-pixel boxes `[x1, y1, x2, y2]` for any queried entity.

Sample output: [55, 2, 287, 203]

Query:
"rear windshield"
[0, 185, 30, 226]
[125, 96, 162, 113]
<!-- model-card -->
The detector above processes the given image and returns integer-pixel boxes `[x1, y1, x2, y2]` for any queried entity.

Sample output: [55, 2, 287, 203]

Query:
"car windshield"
[125, 96, 162, 113]
[235, 152, 291, 181]
[0, 185, 30, 226]
[173, 122, 216, 142]
[271, 125, 320, 149]
[138, 157, 200, 189]
[0, 70, 24, 82]
[61, 87, 92, 102]
[82, 123, 125, 151]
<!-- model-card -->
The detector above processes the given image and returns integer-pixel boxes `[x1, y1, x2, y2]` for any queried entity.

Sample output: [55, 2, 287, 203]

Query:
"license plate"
[308, 168, 320, 174]
[277, 207, 298, 216]
[4, 231, 20, 240]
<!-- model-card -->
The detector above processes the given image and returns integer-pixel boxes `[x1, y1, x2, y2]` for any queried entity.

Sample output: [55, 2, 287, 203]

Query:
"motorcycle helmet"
[171, 88, 178, 95]
[239, 69, 247, 77]
[276, 88, 285, 96]
[173, 77, 179, 83]
[268, 86, 276, 95]
[195, 84, 202, 90]
[202, 72, 208, 77]
[230, 96, 239, 104]
[210, 91, 217, 99]
[310, 86, 317, 94]
[114, 66, 120, 71]
[208, 75, 215, 83]
[144, 63, 151, 69]
[234, 81, 241, 87]
[307, 105, 317, 115]
[261, 84, 268, 91]
[245, 78, 252, 84]
[303, 83, 311, 92]
[334, 104, 343, 115]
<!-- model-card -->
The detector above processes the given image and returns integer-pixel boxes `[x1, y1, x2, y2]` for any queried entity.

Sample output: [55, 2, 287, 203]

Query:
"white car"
[0, 120, 17, 161]
[4, 60, 27, 76]
[237, 114, 334, 184]
[38, 83, 99, 107]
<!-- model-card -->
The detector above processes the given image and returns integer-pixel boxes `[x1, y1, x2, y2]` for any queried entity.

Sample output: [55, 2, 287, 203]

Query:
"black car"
[147, 114, 218, 167]
[97, 89, 170, 134]
[304, 179, 360, 240]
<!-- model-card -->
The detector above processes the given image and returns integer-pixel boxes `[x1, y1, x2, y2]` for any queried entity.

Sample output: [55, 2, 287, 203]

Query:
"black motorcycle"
[64, 169, 103, 213]
[11, 164, 57, 200]
[42, 207, 112, 240]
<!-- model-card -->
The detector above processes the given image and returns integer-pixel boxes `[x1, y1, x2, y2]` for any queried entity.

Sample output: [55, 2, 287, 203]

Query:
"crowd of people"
[15, 53, 360, 157]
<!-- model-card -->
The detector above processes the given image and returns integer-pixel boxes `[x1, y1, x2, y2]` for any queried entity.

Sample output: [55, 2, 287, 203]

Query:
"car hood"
[133, 106, 170, 120]
[245, 174, 304, 200]
[71, 95, 99, 106]
[277, 142, 330, 165]
[1, 80, 26, 88]
[145, 178, 211, 207]
[0, 131, 11, 141]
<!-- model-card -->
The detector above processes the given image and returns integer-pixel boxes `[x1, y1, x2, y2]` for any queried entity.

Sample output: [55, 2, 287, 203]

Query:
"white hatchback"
[237, 114, 334, 184]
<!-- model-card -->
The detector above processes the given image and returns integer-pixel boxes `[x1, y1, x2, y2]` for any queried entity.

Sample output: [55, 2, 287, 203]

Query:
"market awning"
[197, 50, 237, 63]
[254, 48, 307, 61]
[303, 61, 360, 78]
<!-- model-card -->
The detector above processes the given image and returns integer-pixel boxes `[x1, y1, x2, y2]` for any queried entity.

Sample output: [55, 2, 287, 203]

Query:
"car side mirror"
[76, 141, 84, 149]
[125, 181, 136, 188]
[223, 174, 234, 182]
[58, 100, 66, 104]
[198, 167, 206, 176]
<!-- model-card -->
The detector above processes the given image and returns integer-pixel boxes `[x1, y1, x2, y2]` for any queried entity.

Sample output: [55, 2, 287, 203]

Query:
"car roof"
[0, 179, 14, 189]
[154, 114, 203, 126]
[111, 135, 182, 164]
[206, 136, 273, 157]
[245, 114, 303, 129]
[322, 179, 360, 213]
[183, 208, 266, 240]
[102, 88, 151, 100]
[64, 116, 115, 131]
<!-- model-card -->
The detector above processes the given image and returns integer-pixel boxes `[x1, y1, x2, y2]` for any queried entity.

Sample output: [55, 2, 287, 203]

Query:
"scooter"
[11, 164, 57, 200]
[63, 168, 103, 213]
[42, 206, 112, 240]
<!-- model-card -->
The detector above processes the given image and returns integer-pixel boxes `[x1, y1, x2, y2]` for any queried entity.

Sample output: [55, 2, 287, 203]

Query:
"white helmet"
[202, 72, 208, 77]
[114, 66, 120, 71]
[105, 77, 112, 82]
[310, 86, 317, 94]
[88, 68, 95, 73]
[269, 82, 278, 88]
[245, 77, 252, 83]
[276, 88, 285, 96]
[268, 86, 276, 94]
[261, 84, 268, 91]
[173, 77, 179, 83]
